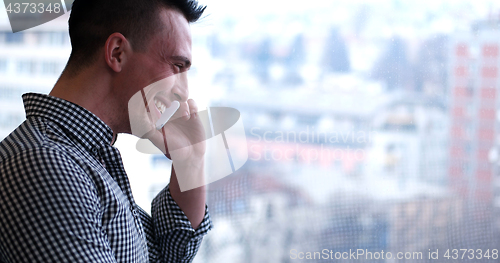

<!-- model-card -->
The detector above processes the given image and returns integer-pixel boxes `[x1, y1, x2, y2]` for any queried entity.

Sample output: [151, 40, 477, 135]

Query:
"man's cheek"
[128, 89, 155, 139]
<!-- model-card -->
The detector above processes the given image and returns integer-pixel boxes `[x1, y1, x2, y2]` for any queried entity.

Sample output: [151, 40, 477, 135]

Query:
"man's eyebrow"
[171, 56, 191, 68]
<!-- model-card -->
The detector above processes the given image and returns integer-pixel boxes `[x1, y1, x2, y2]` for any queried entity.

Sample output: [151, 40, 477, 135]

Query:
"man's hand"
[145, 98, 207, 229]
[146, 99, 205, 160]
[163, 99, 206, 161]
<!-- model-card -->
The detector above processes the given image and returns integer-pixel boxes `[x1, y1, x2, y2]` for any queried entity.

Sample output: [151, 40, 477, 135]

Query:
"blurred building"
[448, 24, 500, 206]
[0, 19, 70, 140]
[368, 94, 449, 188]
[389, 197, 465, 255]
[448, 19, 500, 242]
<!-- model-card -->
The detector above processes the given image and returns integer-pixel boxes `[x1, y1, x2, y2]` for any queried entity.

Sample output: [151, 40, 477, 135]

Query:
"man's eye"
[175, 64, 184, 70]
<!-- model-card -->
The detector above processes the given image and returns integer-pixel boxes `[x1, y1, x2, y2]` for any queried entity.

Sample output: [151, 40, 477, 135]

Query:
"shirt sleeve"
[136, 185, 212, 263]
[0, 147, 117, 263]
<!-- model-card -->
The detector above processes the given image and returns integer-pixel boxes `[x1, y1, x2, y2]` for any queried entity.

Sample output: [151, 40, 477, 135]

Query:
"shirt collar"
[22, 93, 115, 151]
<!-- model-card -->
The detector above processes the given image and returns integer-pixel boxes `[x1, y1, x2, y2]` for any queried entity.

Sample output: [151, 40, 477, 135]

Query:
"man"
[0, 0, 212, 262]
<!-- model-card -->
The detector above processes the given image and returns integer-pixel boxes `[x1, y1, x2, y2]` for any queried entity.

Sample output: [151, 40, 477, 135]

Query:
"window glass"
[1, 1, 500, 262]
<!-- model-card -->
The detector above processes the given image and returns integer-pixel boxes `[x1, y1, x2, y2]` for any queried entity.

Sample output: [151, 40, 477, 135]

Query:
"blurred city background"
[2, 0, 500, 262]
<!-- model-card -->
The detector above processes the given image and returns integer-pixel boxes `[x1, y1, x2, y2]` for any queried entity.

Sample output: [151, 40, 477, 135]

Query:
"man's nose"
[171, 72, 188, 102]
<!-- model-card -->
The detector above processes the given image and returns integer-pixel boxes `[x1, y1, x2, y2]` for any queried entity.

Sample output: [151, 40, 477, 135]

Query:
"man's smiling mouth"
[154, 98, 167, 114]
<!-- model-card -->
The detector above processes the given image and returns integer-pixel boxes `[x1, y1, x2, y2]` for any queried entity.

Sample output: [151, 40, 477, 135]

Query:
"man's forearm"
[169, 160, 206, 229]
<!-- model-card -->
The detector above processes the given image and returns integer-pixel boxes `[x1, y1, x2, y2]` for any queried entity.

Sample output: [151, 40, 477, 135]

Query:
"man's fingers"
[187, 99, 198, 118]
[171, 99, 198, 121]
[172, 100, 190, 120]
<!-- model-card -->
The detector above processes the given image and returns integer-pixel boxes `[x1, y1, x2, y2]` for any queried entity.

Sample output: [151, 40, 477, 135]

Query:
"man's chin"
[140, 128, 157, 139]
[129, 117, 155, 138]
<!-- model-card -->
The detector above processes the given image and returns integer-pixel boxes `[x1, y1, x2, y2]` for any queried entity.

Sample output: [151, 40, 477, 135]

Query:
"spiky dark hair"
[66, 0, 206, 73]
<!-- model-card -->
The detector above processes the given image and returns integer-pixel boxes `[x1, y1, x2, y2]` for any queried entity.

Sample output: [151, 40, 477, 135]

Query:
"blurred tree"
[372, 36, 412, 91]
[354, 5, 370, 36]
[208, 34, 224, 58]
[413, 35, 448, 96]
[323, 28, 351, 73]
[284, 34, 305, 85]
[253, 38, 272, 83]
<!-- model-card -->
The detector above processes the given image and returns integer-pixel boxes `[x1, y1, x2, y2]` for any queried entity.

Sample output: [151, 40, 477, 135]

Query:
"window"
[42, 61, 58, 75]
[5, 32, 24, 44]
[17, 60, 36, 74]
[483, 44, 499, 58]
[0, 59, 7, 73]
[2, 2, 500, 262]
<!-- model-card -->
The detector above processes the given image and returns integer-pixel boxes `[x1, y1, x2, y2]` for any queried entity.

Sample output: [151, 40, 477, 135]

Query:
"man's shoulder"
[0, 116, 78, 164]
[0, 117, 103, 202]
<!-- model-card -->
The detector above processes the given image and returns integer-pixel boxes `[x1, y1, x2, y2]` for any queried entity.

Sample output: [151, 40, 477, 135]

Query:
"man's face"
[120, 8, 192, 135]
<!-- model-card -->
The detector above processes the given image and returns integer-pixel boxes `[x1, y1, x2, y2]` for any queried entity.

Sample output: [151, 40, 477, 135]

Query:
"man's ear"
[104, 33, 130, 73]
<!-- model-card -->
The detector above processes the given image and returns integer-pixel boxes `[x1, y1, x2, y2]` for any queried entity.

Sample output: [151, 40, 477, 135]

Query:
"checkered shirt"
[0, 93, 212, 263]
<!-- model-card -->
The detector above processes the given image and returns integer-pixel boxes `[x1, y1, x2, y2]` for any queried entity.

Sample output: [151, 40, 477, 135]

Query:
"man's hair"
[65, 0, 205, 74]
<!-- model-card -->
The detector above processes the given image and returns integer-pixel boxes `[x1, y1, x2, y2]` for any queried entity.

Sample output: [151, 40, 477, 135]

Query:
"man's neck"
[50, 66, 123, 136]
